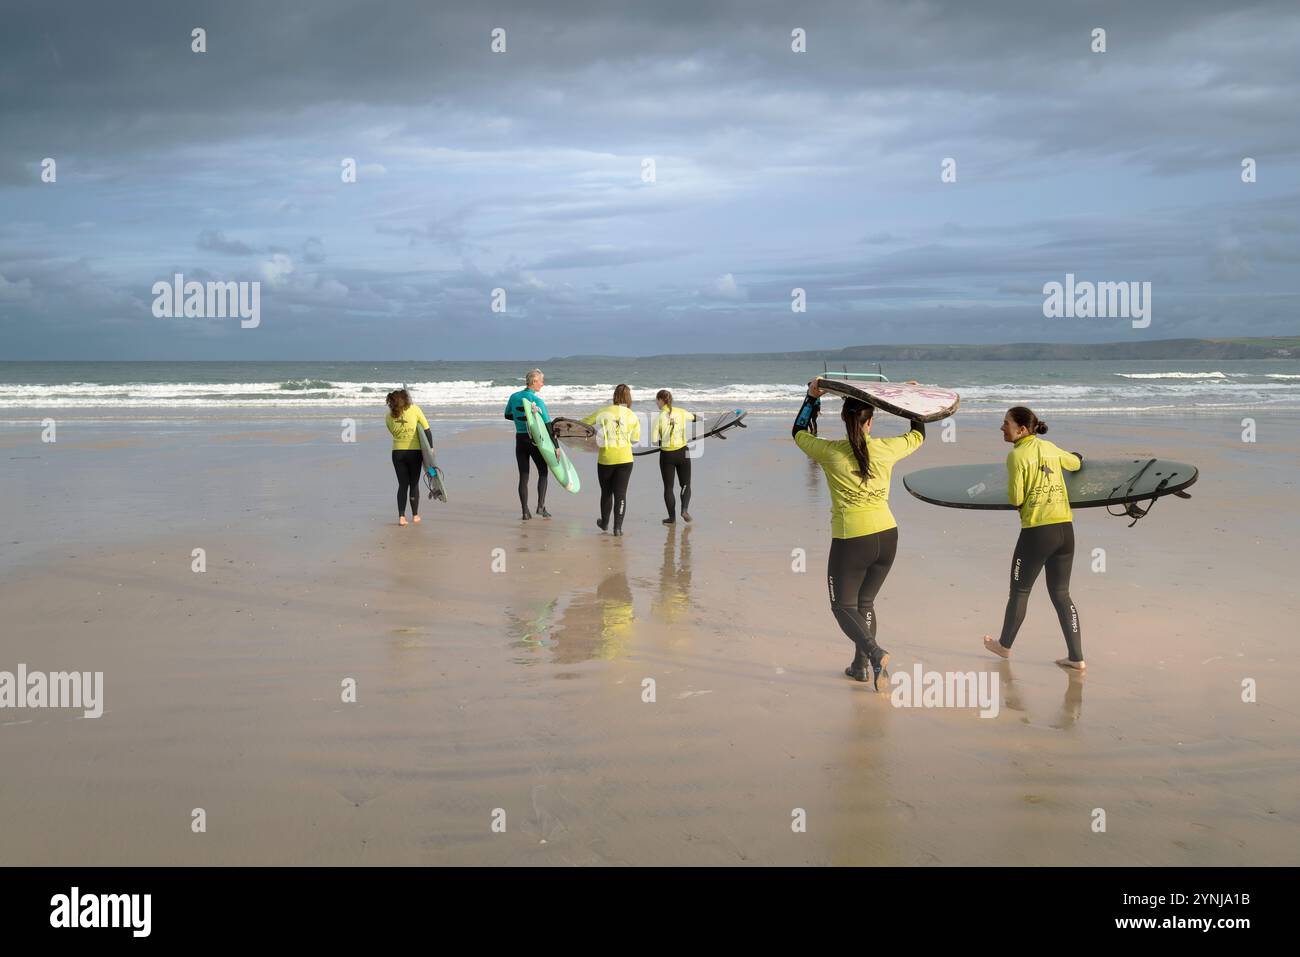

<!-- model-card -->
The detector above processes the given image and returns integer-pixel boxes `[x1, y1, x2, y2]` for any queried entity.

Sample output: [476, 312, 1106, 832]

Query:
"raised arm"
[792, 381, 822, 439]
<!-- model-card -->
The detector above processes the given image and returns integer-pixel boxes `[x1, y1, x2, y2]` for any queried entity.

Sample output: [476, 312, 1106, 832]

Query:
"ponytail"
[1007, 405, 1048, 435]
[841, 398, 874, 484]
[656, 388, 673, 412]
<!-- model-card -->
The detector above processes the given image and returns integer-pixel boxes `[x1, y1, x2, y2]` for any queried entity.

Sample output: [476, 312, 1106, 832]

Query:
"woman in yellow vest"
[652, 389, 698, 525]
[582, 384, 642, 536]
[982, 406, 1085, 670]
[792, 378, 925, 689]
[384, 388, 432, 527]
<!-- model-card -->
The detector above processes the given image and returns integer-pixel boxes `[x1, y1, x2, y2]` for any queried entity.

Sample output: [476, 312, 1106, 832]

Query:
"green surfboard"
[523, 398, 581, 494]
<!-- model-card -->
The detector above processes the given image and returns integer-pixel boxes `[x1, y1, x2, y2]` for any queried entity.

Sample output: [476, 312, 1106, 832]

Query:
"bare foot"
[983, 635, 1010, 659]
[1056, 657, 1086, 671]
[398, 516, 408, 526]
[412, 515, 421, 524]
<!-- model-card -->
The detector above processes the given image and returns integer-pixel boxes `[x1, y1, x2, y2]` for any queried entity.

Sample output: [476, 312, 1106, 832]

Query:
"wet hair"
[386, 388, 411, 418]
[526, 368, 543, 388]
[841, 398, 875, 484]
[613, 384, 632, 407]
[656, 388, 673, 410]
[1007, 405, 1048, 435]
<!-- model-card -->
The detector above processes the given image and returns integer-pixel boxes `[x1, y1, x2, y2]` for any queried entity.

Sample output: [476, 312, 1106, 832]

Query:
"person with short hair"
[503, 368, 552, 520]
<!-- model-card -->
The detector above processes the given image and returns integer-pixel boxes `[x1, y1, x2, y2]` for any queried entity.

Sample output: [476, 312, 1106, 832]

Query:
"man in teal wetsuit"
[504, 368, 552, 520]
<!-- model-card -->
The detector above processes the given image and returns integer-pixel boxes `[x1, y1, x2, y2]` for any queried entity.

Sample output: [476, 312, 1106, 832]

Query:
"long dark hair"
[656, 388, 673, 411]
[842, 398, 874, 483]
[386, 388, 411, 418]
[613, 384, 632, 407]
[1007, 405, 1049, 435]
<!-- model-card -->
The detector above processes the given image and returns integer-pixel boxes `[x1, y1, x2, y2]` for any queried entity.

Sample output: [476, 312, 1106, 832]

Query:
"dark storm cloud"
[1, 0, 1298, 357]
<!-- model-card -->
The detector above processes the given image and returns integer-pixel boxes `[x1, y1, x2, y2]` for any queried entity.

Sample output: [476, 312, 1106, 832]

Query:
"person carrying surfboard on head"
[582, 384, 641, 536]
[792, 377, 926, 689]
[982, 406, 1086, 670]
[385, 388, 433, 527]
[652, 389, 698, 525]
[504, 368, 552, 520]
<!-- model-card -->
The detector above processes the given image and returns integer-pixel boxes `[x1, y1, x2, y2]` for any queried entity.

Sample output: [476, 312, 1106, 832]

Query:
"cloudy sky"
[1, 0, 1298, 359]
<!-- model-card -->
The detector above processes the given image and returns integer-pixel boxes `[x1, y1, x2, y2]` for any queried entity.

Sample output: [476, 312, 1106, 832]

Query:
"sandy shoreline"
[1, 410, 1297, 864]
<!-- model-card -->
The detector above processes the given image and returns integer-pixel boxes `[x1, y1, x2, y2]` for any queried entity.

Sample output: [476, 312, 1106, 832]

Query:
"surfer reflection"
[503, 368, 551, 521]
[982, 406, 1086, 671]
[384, 388, 433, 527]
[552, 569, 636, 662]
[506, 569, 635, 664]
[792, 377, 926, 690]
[651, 389, 698, 525]
[582, 384, 641, 536]
[653, 523, 693, 624]
[1052, 671, 1085, 729]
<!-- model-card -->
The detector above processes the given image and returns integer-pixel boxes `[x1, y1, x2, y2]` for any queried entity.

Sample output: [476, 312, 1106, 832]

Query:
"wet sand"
[1, 411, 1297, 865]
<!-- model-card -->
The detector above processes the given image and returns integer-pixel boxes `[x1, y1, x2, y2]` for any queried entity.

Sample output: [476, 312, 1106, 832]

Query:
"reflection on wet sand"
[806, 455, 822, 495]
[507, 549, 635, 665]
[996, 660, 1025, 713]
[652, 524, 693, 625]
[826, 701, 901, 865]
[1050, 671, 1085, 730]
[994, 659, 1085, 728]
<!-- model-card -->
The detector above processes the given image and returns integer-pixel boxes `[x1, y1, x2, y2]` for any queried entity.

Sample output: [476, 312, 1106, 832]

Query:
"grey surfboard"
[903, 458, 1198, 510]
[417, 425, 448, 502]
[634, 408, 748, 456]
[551, 417, 599, 454]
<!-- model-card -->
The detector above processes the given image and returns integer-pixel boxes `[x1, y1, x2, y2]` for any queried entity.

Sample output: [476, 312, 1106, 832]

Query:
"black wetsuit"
[597, 462, 633, 532]
[827, 528, 898, 661]
[659, 448, 691, 520]
[998, 522, 1082, 661]
[792, 390, 922, 667]
[514, 434, 549, 511]
[392, 446, 425, 516]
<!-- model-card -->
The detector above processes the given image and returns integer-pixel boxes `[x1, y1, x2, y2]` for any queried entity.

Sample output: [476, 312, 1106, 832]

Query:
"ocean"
[2, 358, 1299, 419]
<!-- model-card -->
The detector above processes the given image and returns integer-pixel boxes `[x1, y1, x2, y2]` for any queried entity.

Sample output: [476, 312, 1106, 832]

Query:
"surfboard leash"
[1104, 459, 1192, 526]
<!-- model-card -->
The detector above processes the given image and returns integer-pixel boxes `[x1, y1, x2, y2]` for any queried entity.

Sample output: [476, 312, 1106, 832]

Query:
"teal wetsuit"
[505, 388, 551, 513]
[504, 388, 549, 432]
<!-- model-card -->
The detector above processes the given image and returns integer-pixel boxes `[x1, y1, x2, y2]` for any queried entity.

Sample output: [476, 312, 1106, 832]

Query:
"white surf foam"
[1114, 371, 1228, 379]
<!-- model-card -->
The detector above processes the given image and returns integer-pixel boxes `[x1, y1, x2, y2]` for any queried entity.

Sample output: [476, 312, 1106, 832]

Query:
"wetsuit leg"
[1044, 523, 1082, 661]
[856, 527, 898, 648]
[528, 440, 549, 506]
[827, 534, 883, 660]
[659, 450, 677, 520]
[597, 463, 615, 527]
[998, 525, 1053, 649]
[514, 434, 532, 511]
[610, 462, 633, 532]
[392, 450, 421, 516]
[676, 452, 692, 514]
[406, 451, 423, 516]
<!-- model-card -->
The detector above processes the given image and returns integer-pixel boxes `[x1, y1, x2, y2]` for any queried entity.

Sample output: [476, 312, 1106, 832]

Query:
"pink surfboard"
[816, 377, 960, 422]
